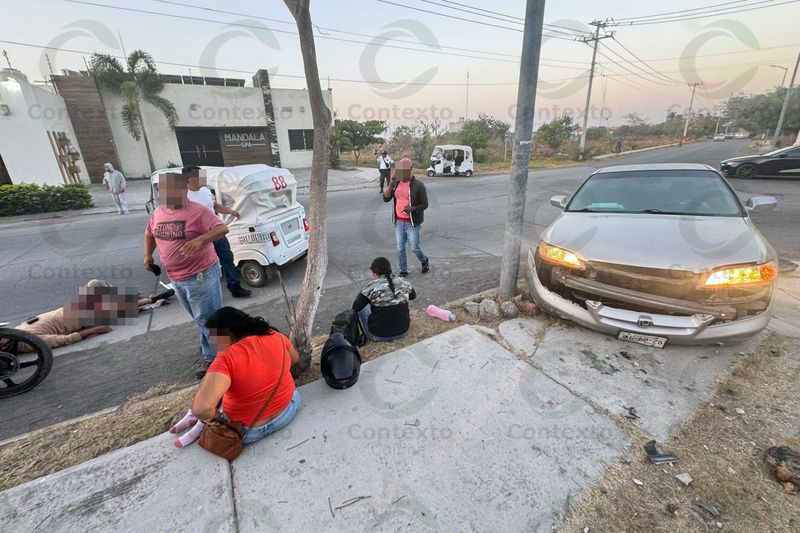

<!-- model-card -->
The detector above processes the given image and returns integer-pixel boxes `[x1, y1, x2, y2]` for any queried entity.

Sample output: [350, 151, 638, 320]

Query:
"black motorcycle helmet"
[320, 333, 361, 389]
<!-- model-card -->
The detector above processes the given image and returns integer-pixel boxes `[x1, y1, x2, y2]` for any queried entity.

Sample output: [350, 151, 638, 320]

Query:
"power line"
[605, 38, 684, 85]
[614, 0, 751, 22]
[152, 0, 523, 61]
[613, 0, 800, 25]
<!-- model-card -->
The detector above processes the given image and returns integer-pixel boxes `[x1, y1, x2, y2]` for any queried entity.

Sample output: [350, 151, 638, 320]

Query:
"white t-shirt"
[187, 187, 215, 213]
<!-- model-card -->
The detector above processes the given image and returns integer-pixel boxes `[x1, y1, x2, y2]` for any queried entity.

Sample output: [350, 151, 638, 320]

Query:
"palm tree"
[90, 51, 178, 173]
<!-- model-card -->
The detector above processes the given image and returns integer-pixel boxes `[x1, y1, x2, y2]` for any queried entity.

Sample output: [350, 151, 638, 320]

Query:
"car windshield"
[566, 170, 743, 216]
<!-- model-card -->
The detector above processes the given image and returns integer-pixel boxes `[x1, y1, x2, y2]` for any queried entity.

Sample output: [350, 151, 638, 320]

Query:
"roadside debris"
[623, 406, 640, 420]
[675, 473, 693, 486]
[735, 408, 746, 415]
[694, 498, 720, 516]
[764, 446, 800, 493]
[643, 440, 678, 464]
[335, 495, 371, 511]
[633, 478, 644, 487]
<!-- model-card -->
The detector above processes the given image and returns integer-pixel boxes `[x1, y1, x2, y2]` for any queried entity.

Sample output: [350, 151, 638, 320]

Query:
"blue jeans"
[213, 237, 240, 292]
[234, 389, 301, 445]
[395, 220, 428, 273]
[357, 306, 407, 343]
[171, 261, 223, 362]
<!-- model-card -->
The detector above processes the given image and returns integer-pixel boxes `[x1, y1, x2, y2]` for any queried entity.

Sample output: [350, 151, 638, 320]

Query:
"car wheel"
[465, 170, 473, 177]
[240, 261, 268, 287]
[427, 170, 435, 177]
[736, 163, 757, 179]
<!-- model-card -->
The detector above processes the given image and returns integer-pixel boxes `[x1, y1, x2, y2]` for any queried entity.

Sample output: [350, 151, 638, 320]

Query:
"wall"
[0, 74, 88, 186]
[271, 88, 334, 169]
[101, 84, 269, 177]
[51, 75, 119, 183]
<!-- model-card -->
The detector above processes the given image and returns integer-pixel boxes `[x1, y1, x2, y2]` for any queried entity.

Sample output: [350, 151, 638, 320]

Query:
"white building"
[0, 69, 89, 186]
[0, 68, 332, 185]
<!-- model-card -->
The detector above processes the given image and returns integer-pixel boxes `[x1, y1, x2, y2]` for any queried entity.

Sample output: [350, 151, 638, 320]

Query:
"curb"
[593, 142, 683, 161]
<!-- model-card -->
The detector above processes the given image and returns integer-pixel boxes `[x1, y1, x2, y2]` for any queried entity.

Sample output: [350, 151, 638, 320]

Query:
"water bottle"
[427, 305, 456, 322]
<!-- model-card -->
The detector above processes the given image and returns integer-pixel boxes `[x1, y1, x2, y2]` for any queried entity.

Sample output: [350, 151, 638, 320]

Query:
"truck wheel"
[427, 170, 435, 177]
[465, 170, 473, 177]
[240, 261, 268, 287]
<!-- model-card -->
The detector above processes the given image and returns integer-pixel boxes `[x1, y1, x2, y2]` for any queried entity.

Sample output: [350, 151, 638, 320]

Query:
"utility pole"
[578, 20, 613, 156]
[498, 0, 546, 301]
[681, 82, 703, 144]
[465, 69, 469, 120]
[714, 115, 721, 135]
[770, 64, 789, 88]
[772, 50, 800, 148]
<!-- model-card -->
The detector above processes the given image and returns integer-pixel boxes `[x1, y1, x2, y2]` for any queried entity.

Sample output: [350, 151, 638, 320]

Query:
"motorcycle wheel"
[0, 328, 54, 398]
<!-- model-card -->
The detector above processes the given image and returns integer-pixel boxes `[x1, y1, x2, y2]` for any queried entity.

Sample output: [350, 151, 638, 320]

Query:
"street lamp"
[770, 64, 789, 88]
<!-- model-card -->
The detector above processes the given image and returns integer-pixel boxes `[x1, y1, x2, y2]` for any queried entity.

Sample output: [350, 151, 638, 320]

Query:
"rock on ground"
[464, 301, 480, 316]
[479, 299, 501, 320]
[500, 301, 520, 318]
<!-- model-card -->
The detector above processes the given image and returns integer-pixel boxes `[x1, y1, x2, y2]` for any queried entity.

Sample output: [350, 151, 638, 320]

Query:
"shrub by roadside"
[0, 183, 93, 217]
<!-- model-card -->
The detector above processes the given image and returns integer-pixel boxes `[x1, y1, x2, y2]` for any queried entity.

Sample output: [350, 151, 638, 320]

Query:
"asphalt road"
[1, 139, 798, 441]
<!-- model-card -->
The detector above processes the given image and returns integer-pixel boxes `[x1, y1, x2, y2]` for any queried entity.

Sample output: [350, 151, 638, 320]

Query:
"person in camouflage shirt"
[352, 257, 417, 341]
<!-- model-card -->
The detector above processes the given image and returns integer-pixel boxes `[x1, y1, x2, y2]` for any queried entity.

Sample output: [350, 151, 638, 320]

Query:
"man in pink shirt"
[144, 171, 229, 378]
[383, 157, 430, 277]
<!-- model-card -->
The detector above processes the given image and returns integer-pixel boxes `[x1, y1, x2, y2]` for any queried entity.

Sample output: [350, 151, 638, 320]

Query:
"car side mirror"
[550, 195, 569, 209]
[745, 196, 777, 213]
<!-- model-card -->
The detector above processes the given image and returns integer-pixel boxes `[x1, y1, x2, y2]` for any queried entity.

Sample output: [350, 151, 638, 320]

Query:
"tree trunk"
[139, 104, 157, 173]
[283, 0, 332, 374]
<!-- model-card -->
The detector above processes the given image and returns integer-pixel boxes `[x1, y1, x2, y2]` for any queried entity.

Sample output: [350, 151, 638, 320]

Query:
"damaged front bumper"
[525, 248, 773, 345]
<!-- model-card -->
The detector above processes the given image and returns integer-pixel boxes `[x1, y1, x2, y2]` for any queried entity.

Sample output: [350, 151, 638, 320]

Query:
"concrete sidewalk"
[3, 295, 777, 533]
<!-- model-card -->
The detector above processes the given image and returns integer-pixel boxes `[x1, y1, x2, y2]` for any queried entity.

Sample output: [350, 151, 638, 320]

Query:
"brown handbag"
[198, 342, 287, 461]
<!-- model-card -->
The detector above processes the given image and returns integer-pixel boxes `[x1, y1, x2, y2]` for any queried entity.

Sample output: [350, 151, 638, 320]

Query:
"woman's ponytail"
[370, 257, 396, 295]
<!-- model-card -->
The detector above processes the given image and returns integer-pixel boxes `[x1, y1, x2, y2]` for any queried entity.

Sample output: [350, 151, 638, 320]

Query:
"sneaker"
[194, 361, 212, 380]
[421, 259, 430, 274]
[230, 286, 252, 298]
[398, 271, 409, 277]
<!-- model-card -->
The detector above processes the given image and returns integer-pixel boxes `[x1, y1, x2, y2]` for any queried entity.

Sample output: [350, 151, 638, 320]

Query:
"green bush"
[0, 182, 93, 216]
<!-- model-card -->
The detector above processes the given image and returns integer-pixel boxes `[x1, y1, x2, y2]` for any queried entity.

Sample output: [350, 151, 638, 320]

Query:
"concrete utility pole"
[682, 82, 703, 144]
[498, 0, 546, 301]
[578, 20, 613, 156]
[772, 50, 800, 148]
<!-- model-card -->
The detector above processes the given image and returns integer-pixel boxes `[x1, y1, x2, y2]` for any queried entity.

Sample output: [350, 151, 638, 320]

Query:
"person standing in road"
[144, 171, 228, 379]
[614, 137, 623, 157]
[383, 157, 430, 277]
[377, 150, 394, 193]
[184, 166, 252, 298]
[102, 162, 128, 215]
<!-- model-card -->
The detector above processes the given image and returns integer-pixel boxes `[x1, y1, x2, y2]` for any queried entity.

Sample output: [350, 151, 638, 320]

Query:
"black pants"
[213, 236, 240, 292]
[379, 168, 391, 190]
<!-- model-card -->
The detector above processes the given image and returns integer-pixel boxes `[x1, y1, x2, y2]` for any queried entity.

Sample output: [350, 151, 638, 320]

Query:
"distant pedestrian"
[102, 162, 128, 214]
[383, 157, 429, 277]
[144, 171, 228, 379]
[377, 150, 394, 193]
[184, 166, 252, 299]
[614, 138, 623, 157]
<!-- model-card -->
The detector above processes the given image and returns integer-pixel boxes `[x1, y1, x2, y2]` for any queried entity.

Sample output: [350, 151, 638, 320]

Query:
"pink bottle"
[427, 305, 456, 322]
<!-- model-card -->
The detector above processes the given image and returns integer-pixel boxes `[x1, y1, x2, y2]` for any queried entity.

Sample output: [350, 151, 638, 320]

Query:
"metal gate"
[175, 129, 224, 167]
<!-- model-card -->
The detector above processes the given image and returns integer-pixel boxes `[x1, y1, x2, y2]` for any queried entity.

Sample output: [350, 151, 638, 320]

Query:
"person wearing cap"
[382, 157, 430, 277]
[377, 150, 394, 193]
[102, 163, 128, 215]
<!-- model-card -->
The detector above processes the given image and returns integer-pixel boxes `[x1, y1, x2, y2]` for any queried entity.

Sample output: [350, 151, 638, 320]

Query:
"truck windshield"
[566, 170, 743, 216]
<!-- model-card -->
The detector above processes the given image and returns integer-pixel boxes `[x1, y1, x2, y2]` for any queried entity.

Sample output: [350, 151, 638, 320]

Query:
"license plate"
[618, 331, 667, 349]
[238, 232, 270, 245]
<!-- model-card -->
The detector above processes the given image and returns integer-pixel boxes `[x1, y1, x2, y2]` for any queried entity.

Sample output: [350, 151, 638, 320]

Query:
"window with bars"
[288, 129, 314, 151]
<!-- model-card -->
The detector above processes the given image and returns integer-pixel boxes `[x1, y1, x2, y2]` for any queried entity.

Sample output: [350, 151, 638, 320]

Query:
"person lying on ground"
[171, 307, 301, 448]
[352, 257, 417, 343]
[15, 279, 174, 351]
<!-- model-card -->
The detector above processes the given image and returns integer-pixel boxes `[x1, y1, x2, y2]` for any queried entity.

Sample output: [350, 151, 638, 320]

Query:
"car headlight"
[538, 242, 585, 270]
[703, 262, 777, 288]
[724, 161, 739, 167]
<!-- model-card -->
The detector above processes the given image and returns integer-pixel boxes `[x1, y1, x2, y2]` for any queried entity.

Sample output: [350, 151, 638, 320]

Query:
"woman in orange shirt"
[174, 307, 301, 446]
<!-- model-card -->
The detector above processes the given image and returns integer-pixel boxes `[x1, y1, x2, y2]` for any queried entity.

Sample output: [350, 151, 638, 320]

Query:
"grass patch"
[560, 332, 800, 532]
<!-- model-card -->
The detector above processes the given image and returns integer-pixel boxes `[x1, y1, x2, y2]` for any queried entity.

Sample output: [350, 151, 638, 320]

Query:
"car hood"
[543, 213, 774, 272]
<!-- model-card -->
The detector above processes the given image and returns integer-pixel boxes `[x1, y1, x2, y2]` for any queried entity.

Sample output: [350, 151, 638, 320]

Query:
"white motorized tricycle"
[147, 164, 309, 287]
[426, 144, 474, 177]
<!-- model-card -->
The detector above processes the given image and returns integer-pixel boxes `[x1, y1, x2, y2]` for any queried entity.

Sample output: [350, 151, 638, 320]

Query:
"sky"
[1, 0, 799, 131]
